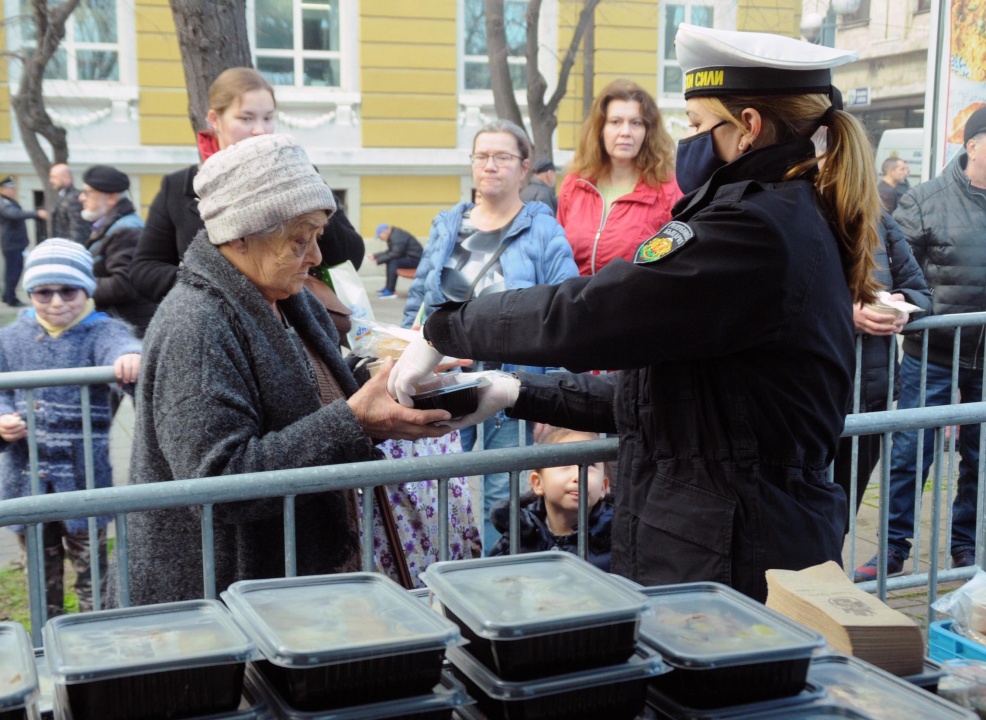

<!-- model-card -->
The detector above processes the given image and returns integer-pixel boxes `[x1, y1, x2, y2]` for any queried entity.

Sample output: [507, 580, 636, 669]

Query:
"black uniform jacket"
[425, 139, 853, 601]
[130, 164, 366, 302]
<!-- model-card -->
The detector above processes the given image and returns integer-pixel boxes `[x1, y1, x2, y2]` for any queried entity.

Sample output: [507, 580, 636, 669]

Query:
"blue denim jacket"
[401, 200, 578, 375]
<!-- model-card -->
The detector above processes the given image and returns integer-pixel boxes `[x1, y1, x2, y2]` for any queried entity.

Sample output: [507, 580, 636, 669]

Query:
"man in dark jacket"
[48, 163, 91, 244]
[833, 212, 930, 520]
[855, 106, 986, 581]
[520, 159, 558, 213]
[877, 157, 909, 213]
[80, 165, 157, 337]
[0, 176, 47, 307]
[366, 223, 423, 299]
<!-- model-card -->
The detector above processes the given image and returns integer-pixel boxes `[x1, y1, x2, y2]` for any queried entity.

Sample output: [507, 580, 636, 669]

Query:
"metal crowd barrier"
[2, 312, 986, 646]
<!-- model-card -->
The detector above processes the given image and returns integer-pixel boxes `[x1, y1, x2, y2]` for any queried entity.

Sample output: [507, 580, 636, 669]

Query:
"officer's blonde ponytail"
[699, 94, 881, 306]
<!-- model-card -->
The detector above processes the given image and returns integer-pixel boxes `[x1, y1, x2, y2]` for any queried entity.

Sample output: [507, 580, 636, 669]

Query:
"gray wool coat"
[112, 233, 377, 606]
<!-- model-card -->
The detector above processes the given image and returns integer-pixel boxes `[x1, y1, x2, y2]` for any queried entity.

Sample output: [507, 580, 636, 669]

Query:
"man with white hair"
[48, 163, 91, 244]
[80, 165, 157, 337]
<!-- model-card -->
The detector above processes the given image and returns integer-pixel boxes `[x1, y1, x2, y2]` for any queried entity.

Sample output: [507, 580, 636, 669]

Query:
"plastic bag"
[933, 568, 986, 644]
[939, 660, 986, 719]
[326, 261, 374, 348]
[350, 320, 419, 360]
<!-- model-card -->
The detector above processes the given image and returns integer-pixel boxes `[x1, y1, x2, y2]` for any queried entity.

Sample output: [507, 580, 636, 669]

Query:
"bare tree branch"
[10, 0, 83, 217]
[523, 0, 603, 163]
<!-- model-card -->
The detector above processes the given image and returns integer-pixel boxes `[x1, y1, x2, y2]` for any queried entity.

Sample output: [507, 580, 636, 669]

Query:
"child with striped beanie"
[0, 237, 141, 617]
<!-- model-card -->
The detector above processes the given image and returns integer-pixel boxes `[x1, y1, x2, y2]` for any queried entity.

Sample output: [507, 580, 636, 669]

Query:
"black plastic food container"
[448, 644, 666, 720]
[222, 573, 461, 712]
[412, 377, 489, 417]
[43, 600, 255, 720]
[808, 654, 977, 719]
[646, 680, 824, 719]
[0, 623, 38, 720]
[422, 553, 649, 681]
[244, 662, 471, 719]
[636, 582, 824, 709]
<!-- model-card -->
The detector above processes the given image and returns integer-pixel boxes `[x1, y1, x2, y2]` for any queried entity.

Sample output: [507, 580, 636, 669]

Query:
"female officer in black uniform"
[389, 24, 883, 602]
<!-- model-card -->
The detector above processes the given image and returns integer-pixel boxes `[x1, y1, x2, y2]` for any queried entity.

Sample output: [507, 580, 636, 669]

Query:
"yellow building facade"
[0, 0, 799, 240]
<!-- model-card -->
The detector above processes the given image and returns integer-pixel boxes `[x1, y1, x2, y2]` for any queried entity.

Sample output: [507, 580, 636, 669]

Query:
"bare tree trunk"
[525, 0, 603, 164]
[582, 11, 595, 119]
[169, 0, 252, 133]
[9, 0, 81, 216]
[484, 0, 524, 129]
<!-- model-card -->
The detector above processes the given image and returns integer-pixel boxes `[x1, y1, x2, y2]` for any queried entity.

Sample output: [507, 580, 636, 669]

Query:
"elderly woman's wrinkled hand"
[387, 337, 446, 406]
[350, 358, 453, 441]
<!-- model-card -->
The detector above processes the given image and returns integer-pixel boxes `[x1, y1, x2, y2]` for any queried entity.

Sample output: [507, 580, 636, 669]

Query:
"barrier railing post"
[201, 504, 216, 599]
[361, 487, 374, 572]
[115, 513, 130, 608]
[283, 496, 297, 577]
[438, 477, 450, 563]
[578, 464, 589, 561]
[80, 385, 102, 611]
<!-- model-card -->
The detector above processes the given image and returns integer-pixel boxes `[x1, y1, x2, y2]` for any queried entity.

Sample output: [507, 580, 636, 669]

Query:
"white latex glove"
[441, 371, 521, 430]
[388, 336, 446, 406]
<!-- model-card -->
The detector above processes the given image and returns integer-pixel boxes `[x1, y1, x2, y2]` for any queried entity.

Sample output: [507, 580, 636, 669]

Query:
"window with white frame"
[18, 0, 120, 81]
[659, 2, 714, 96]
[463, 0, 528, 91]
[254, 0, 341, 87]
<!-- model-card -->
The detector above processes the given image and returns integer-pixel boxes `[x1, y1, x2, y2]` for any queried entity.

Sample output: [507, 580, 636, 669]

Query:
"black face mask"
[675, 121, 729, 194]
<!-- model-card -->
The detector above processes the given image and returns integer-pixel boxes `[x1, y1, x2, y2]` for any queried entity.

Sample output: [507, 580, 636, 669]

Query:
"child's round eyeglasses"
[28, 287, 83, 303]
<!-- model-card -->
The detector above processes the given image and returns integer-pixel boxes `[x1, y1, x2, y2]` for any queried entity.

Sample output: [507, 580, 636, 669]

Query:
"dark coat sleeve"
[130, 173, 182, 301]
[318, 196, 365, 270]
[883, 213, 932, 315]
[891, 190, 928, 267]
[509, 371, 619, 433]
[94, 227, 143, 307]
[0, 201, 39, 222]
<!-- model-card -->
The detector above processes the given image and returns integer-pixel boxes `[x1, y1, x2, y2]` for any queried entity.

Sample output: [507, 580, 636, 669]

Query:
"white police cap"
[675, 24, 856, 103]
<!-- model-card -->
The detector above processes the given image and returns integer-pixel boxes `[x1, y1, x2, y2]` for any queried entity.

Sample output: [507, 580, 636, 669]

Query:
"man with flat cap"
[855, 106, 986, 582]
[520, 158, 558, 213]
[80, 165, 157, 337]
[0, 176, 47, 307]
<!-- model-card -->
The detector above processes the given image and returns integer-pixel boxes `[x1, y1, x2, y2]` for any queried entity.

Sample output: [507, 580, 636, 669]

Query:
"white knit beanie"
[194, 134, 336, 245]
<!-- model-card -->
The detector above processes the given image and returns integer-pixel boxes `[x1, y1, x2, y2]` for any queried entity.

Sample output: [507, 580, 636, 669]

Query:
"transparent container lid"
[0, 622, 38, 710]
[221, 573, 461, 668]
[637, 582, 824, 668]
[447, 644, 668, 699]
[808, 654, 977, 720]
[422, 552, 649, 640]
[43, 599, 257, 684]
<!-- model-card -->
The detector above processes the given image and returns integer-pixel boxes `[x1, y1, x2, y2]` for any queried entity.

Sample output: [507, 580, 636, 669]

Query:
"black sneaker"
[853, 547, 907, 582]
[4, 299, 23, 308]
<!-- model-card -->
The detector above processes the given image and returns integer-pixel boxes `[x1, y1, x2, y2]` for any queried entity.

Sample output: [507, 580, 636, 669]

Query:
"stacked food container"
[221, 572, 470, 719]
[637, 582, 828, 718]
[42, 600, 262, 720]
[0, 622, 40, 720]
[421, 552, 666, 720]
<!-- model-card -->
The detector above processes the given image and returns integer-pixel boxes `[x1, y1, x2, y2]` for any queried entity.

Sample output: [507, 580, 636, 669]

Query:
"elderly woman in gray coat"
[112, 135, 451, 606]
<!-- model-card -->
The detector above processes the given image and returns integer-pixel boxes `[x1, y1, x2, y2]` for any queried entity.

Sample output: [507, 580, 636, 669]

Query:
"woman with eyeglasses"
[400, 120, 578, 553]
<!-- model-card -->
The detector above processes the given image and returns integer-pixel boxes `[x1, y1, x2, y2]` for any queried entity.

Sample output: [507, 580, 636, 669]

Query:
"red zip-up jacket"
[557, 173, 682, 275]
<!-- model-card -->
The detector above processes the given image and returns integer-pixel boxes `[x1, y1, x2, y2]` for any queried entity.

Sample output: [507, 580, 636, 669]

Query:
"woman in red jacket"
[558, 79, 682, 275]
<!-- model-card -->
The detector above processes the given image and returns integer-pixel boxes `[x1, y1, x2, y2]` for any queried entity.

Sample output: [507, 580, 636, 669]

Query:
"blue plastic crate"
[929, 620, 986, 663]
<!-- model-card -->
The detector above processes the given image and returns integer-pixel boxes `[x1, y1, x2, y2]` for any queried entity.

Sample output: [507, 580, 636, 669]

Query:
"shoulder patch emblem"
[633, 221, 694, 264]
